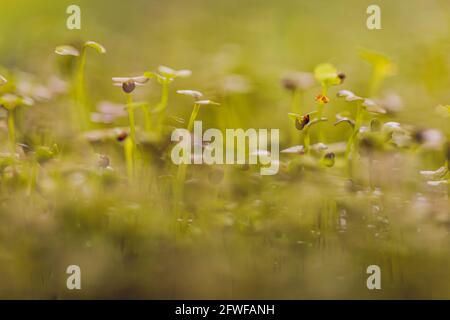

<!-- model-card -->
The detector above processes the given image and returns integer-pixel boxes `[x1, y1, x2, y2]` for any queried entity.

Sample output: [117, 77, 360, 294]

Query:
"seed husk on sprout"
[288, 111, 326, 154]
[321, 152, 335, 167]
[112, 76, 149, 94]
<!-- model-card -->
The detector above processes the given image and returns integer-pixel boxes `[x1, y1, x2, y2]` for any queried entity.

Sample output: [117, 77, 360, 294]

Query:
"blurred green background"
[1, 0, 449, 128]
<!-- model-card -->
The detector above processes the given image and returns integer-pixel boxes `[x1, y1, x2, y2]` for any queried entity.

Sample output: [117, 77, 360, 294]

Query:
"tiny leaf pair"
[55, 41, 106, 57]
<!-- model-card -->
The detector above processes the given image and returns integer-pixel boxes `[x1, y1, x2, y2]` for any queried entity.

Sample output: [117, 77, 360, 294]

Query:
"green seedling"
[336, 90, 386, 160]
[0, 93, 34, 153]
[313, 63, 345, 141]
[288, 111, 326, 154]
[55, 41, 106, 130]
[174, 90, 219, 216]
[177, 90, 219, 131]
[144, 66, 191, 135]
[112, 76, 149, 180]
[336, 90, 388, 180]
[358, 48, 395, 97]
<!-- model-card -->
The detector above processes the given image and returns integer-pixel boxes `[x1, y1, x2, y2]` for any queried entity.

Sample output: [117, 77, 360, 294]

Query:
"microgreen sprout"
[313, 63, 344, 140]
[173, 90, 219, 215]
[336, 90, 386, 162]
[144, 66, 191, 135]
[177, 90, 219, 131]
[55, 41, 106, 130]
[112, 76, 149, 180]
[0, 93, 34, 153]
[288, 111, 326, 154]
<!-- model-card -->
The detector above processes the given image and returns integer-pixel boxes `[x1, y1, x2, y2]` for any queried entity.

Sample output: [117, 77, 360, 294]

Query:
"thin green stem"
[290, 90, 303, 143]
[174, 103, 200, 216]
[126, 94, 136, 181]
[127, 94, 136, 148]
[345, 102, 364, 178]
[156, 81, 170, 135]
[304, 128, 311, 155]
[353, 102, 364, 154]
[161, 81, 169, 111]
[76, 48, 88, 130]
[7, 110, 16, 153]
[187, 103, 200, 132]
[142, 106, 152, 132]
[124, 137, 134, 182]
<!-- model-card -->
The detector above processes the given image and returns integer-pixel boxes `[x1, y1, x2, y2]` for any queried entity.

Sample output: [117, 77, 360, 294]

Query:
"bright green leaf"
[314, 63, 341, 87]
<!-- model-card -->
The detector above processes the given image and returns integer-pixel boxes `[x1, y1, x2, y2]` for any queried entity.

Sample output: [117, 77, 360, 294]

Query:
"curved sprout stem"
[75, 47, 89, 130]
[174, 102, 201, 217]
[7, 110, 16, 153]
[126, 94, 137, 181]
